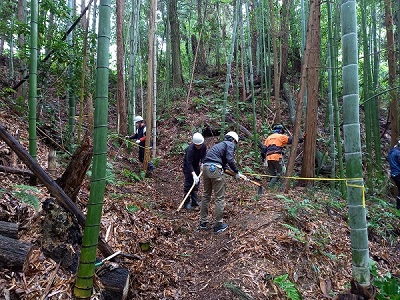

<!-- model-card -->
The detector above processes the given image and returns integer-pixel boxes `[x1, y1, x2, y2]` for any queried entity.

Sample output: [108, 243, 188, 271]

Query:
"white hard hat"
[134, 115, 143, 122]
[192, 132, 204, 145]
[225, 131, 239, 143]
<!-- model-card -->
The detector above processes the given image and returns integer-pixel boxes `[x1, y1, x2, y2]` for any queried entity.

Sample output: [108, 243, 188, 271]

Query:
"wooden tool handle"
[224, 169, 261, 187]
[177, 171, 203, 212]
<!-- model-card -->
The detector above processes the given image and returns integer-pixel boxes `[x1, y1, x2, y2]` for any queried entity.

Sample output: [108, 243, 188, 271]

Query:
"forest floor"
[0, 75, 400, 299]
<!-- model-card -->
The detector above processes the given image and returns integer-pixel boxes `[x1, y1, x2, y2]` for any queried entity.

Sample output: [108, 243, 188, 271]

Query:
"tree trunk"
[384, 0, 398, 147]
[279, 0, 293, 90]
[194, 0, 207, 74]
[168, 0, 184, 88]
[301, 0, 321, 181]
[116, 0, 127, 134]
[143, 0, 157, 172]
[269, 0, 281, 123]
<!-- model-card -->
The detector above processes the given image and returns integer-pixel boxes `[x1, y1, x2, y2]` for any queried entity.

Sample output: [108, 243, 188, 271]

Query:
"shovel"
[177, 171, 203, 212]
[225, 169, 263, 195]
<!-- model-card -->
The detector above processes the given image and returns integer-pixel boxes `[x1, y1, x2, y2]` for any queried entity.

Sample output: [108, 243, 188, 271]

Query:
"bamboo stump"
[97, 265, 130, 300]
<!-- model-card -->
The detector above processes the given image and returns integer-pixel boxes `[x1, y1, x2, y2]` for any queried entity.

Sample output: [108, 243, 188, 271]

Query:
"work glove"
[136, 139, 141, 144]
[236, 172, 249, 181]
[263, 159, 268, 167]
[236, 172, 246, 179]
[192, 173, 199, 185]
[125, 136, 130, 139]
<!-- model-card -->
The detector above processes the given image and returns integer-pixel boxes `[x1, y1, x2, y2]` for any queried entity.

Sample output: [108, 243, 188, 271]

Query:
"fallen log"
[0, 234, 33, 271]
[0, 220, 19, 239]
[0, 124, 114, 258]
[0, 165, 34, 177]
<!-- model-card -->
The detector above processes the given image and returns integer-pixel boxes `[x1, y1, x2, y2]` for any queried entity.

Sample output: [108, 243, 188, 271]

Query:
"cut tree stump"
[97, 264, 130, 300]
[56, 133, 93, 202]
[0, 221, 19, 239]
[0, 234, 33, 271]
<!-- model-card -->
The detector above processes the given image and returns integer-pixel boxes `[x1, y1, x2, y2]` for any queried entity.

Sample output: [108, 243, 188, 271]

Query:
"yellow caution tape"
[243, 172, 366, 207]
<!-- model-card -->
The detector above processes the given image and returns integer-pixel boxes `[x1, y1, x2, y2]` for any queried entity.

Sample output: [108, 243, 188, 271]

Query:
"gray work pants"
[200, 165, 226, 225]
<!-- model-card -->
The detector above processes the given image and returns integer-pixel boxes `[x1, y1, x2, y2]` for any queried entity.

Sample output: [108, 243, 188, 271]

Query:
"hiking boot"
[184, 202, 192, 210]
[213, 222, 228, 233]
[147, 162, 156, 171]
[191, 193, 199, 207]
[199, 222, 208, 230]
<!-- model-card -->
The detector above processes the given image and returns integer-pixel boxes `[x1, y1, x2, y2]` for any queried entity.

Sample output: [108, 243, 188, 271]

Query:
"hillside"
[0, 74, 400, 299]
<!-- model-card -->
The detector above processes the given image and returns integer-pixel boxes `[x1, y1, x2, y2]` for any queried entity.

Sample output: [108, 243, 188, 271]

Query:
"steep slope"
[0, 79, 399, 299]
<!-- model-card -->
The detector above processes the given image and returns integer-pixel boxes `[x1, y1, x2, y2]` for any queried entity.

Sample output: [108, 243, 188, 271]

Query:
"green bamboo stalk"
[74, 0, 111, 298]
[78, 23, 89, 143]
[326, 0, 335, 185]
[28, 0, 38, 161]
[220, 0, 240, 140]
[244, 0, 258, 152]
[370, 7, 382, 177]
[67, 0, 76, 149]
[360, 0, 373, 186]
[341, 0, 370, 285]
[331, 1, 345, 194]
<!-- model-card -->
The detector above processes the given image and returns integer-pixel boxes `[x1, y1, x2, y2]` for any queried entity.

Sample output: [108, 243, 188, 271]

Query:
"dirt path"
[140, 165, 290, 299]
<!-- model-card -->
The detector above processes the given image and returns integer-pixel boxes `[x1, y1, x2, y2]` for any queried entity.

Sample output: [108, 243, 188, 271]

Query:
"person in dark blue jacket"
[182, 133, 207, 209]
[389, 140, 400, 209]
[199, 131, 248, 233]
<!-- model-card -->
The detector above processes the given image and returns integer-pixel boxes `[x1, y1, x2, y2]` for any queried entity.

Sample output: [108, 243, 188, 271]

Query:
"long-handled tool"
[177, 171, 203, 212]
[225, 169, 263, 195]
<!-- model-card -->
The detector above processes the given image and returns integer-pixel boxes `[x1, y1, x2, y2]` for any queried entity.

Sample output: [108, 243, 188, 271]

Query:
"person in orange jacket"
[261, 124, 303, 186]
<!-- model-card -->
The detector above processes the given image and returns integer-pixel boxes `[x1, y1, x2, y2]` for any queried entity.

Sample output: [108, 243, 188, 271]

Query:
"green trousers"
[200, 165, 226, 225]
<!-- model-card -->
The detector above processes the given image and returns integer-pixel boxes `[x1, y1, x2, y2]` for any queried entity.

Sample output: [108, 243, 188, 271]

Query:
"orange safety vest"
[264, 133, 289, 161]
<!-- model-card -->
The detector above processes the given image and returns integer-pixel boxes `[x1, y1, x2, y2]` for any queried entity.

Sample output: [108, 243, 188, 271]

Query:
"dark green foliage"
[126, 204, 141, 213]
[371, 261, 400, 299]
[273, 274, 302, 300]
[121, 169, 146, 182]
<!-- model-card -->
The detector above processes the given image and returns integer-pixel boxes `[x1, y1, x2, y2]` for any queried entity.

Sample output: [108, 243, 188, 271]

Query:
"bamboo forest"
[0, 0, 399, 298]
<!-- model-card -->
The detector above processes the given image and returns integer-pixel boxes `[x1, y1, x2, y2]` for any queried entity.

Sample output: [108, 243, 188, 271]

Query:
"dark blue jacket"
[183, 143, 207, 175]
[389, 146, 400, 177]
[203, 141, 239, 173]
[129, 124, 146, 147]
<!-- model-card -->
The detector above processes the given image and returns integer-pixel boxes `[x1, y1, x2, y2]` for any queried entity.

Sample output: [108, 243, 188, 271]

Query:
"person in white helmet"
[126, 116, 155, 171]
[182, 132, 207, 209]
[199, 131, 248, 233]
[261, 124, 304, 187]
